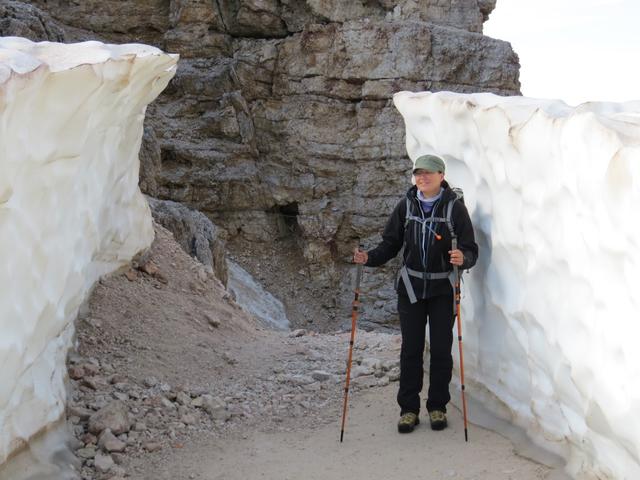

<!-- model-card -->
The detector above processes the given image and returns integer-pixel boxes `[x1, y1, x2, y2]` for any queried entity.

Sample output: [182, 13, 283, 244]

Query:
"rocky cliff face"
[14, 0, 520, 329]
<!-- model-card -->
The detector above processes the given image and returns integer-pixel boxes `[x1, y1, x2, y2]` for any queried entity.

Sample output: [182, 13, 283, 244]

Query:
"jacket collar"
[407, 181, 455, 202]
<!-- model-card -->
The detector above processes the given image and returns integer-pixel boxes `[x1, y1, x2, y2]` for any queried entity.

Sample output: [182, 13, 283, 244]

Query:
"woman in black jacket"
[353, 154, 478, 433]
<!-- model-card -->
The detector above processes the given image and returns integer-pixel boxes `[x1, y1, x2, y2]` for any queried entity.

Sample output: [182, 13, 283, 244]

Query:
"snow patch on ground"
[227, 259, 290, 331]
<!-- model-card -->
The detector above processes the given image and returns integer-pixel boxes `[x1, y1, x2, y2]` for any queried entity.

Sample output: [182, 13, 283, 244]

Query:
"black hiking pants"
[397, 292, 455, 416]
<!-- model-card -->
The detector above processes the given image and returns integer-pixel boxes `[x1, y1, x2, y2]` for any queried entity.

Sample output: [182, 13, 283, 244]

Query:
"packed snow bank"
[393, 91, 640, 480]
[227, 260, 290, 331]
[0, 38, 177, 465]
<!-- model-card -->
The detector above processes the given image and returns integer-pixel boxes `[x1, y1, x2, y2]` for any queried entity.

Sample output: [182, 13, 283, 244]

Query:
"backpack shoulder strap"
[404, 196, 411, 229]
[445, 189, 463, 237]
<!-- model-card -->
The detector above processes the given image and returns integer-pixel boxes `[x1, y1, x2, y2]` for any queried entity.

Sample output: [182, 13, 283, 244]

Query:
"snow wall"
[393, 91, 640, 480]
[0, 38, 177, 465]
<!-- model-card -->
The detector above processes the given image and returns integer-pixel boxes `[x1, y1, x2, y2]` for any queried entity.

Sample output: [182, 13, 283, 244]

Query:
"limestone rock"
[377, 376, 390, 387]
[98, 430, 127, 453]
[148, 198, 228, 286]
[478, 0, 498, 21]
[388, 366, 401, 382]
[104, 438, 126, 454]
[88, 401, 130, 435]
[212, 0, 493, 35]
[139, 126, 161, 197]
[217, 0, 288, 38]
[289, 329, 307, 338]
[25, 0, 521, 329]
[94, 452, 114, 473]
[143, 376, 159, 388]
[142, 441, 162, 453]
[360, 357, 383, 371]
[200, 395, 231, 422]
[165, 0, 230, 58]
[76, 446, 96, 459]
[29, 0, 170, 45]
[204, 312, 220, 328]
[176, 391, 192, 406]
[180, 413, 197, 425]
[0, 0, 65, 41]
[351, 365, 374, 378]
[80, 433, 97, 446]
[311, 370, 332, 382]
[68, 366, 85, 380]
[352, 374, 378, 388]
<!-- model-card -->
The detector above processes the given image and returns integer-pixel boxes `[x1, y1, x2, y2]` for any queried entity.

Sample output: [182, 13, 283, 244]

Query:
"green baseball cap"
[413, 154, 445, 173]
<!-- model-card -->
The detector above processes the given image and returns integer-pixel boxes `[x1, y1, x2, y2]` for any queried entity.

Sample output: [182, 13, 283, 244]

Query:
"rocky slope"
[62, 224, 403, 479]
[50, 223, 557, 480]
[0, 222, 553, 479]
[9, 0, 520, 329]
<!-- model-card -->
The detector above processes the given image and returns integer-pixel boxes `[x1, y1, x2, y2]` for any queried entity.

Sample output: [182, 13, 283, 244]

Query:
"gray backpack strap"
[446, 187, 464, 238]
[398, 266, 452, 304]
[405, 268, 450, 280]
[404, 196, 411, 229]
[400, 197, 418, 304]
[445, 198, 456, 238]
[399, 266, 418, 304]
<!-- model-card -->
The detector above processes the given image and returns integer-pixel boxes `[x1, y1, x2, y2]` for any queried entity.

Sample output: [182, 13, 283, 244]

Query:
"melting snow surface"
[394, 91, 640, 480]
[0, 38, 177, 464]
[227, 260, 290, 331]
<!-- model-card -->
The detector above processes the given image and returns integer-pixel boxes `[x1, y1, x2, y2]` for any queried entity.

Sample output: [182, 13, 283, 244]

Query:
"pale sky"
[484, 0, 640, 105]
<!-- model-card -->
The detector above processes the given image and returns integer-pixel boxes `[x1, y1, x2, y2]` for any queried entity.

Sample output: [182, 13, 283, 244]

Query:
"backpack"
[404, 187, 463, 238]
[398, 187, 464, 304]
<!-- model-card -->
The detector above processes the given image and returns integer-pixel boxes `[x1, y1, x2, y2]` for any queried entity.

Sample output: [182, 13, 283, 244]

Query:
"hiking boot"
[429, 410, 447, 431]
[397, 412, 419, 433]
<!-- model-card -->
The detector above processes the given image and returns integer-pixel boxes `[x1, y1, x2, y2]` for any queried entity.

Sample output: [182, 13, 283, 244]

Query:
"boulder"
[148, 198, 228, 286]
[88, 401, 130, 435]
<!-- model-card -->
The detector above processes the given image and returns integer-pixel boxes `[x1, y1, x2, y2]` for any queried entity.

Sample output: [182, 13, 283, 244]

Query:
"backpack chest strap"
[405, 215, 447, 224]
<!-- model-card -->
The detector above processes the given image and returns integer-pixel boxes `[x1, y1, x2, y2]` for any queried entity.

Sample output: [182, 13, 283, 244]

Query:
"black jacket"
[366, 181, 478, 299]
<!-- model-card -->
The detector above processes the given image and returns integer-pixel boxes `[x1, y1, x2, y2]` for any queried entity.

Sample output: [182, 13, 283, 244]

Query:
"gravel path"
[126, 384, 552, 480]
[62, 225, 557, 480]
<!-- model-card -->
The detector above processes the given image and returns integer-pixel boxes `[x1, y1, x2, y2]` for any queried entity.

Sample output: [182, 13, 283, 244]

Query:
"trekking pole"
[452, 237, 469, 442]
[340, 245, 364, 442]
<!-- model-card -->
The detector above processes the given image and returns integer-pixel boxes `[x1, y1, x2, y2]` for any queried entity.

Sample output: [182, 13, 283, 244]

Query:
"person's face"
[414, 169, 444, 196]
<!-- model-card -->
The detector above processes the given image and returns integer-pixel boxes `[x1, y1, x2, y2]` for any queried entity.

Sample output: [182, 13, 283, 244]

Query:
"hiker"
[352, 154, 478, 433]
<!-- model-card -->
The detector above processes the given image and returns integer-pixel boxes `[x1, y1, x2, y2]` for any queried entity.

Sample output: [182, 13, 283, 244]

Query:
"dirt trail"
[127, 384, 551, 480]
[60, 224, 558, 480]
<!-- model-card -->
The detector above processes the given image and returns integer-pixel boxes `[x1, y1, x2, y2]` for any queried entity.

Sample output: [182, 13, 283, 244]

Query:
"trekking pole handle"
[355, 243, 364, 288]
[451, 237, 459, 277]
